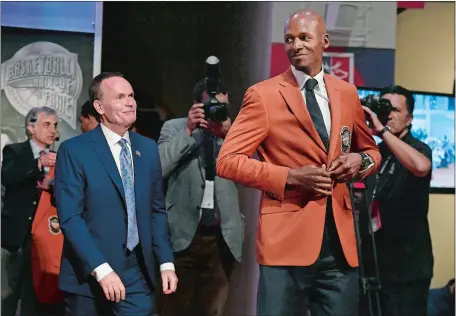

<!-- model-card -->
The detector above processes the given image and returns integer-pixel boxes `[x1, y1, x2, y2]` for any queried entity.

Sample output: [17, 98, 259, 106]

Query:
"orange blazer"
[31, 166, 64, 304]
[216, 69, 381, 267]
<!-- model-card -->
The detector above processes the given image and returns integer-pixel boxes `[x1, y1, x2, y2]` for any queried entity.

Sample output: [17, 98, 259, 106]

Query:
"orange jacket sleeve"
[216, 87, 290, 200]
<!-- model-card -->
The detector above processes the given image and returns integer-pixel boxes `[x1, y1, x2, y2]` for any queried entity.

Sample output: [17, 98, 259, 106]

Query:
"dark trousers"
[64, 245, 155, 316]
[257, 199, 359, 316]
[1, 238, 64, 316]
[159, 226, 235, 316]
[380, 279, 431, 316]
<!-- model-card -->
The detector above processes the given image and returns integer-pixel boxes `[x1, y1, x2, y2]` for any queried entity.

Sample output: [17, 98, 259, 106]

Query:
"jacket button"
[201, 184, 205, 189]
[33, 201, 36, 205]
[28, 217, 32, 220]
[196, 206, 200, 210]
[124, 218, 128, 223]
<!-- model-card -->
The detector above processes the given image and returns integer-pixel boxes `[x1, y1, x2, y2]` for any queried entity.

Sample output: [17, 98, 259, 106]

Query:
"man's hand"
[362, 106, 384, 136]
[37, 176, 53, 190]
[328, 154, 362, 183]
[286, 165, 332, 197]
[205, 118, 231, 139]
[185, 103, 209, 136]
[161, 269, 178, 295]
[39, 152, 57, 168]
[99, 271, 126, 302]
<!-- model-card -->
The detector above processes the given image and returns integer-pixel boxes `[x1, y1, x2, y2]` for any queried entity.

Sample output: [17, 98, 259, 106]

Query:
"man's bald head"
[285, 10, 327, 35]
[284, 9, 329, 76]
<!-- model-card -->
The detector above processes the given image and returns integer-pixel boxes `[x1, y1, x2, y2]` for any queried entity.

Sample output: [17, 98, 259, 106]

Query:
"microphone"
[50, 131, 60, 152]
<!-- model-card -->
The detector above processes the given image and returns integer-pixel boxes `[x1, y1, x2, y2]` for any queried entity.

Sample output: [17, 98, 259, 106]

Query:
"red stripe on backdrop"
[397, 2, 425, 9]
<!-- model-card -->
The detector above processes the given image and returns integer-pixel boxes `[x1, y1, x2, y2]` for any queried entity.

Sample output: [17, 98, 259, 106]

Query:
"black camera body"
[360, 94, 393, 125]
[203, 56, 229, 123]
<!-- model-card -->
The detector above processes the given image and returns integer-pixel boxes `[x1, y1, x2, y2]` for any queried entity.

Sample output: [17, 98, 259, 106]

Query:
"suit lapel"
[92, 126, 126, 203]
[129, 133, 144, 215]
[279, 68, 326, 152]
[324, 74, 342, 162]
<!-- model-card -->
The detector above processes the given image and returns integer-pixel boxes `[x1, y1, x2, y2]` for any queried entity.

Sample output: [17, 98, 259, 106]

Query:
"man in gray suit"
[158, 79, 244, 316]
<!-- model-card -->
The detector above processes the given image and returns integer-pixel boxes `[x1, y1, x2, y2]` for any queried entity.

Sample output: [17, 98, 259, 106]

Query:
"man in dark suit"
[54, 72, 178, 316]
[1, 106, 60, 316]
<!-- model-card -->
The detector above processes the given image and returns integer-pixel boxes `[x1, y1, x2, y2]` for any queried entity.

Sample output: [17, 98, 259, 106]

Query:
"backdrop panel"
[1, 27, 94, 153]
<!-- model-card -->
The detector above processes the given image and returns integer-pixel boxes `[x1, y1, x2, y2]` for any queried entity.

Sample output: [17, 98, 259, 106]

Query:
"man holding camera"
[362, 85, 433, 316]
[158, 77, 244, 316]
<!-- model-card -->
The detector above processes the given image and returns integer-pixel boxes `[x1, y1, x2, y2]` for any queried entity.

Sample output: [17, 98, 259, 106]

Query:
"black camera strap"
[203, 132, 216, 181]
[200, 132, 218, 226]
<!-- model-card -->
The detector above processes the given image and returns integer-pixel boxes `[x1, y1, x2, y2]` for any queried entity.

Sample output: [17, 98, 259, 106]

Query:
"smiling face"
[284, 10, 329, 76]
[93, 76, 136, 135]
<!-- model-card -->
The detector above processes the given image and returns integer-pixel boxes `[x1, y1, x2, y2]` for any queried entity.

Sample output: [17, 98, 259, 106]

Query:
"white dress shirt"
[291, 66, 331, 137]
[92, 124, 174, 282]
[30, 139, 50, 174]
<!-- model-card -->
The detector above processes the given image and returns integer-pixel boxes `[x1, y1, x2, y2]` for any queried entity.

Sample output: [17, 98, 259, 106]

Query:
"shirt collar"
[100, 123, 130, 148]
[291, 65, 325, 91]
[29, 139, 48, 158]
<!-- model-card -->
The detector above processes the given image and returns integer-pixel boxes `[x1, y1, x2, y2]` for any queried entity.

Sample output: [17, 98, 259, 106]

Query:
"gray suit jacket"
[158, 118, 244, 261]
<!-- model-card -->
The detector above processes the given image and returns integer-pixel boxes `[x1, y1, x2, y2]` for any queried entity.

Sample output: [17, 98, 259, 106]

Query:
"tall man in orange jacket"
[216, 10, 381, 316]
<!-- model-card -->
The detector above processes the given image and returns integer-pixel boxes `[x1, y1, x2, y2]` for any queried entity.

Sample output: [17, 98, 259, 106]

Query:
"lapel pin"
[135, 150, 141, 157]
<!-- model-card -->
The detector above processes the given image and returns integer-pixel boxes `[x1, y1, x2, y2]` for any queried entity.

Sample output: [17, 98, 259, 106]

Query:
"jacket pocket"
[165, 202, 174, 212]
[260, 197, 302, 215]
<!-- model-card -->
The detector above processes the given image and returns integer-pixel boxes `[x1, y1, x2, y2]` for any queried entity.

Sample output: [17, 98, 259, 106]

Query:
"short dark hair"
[193, 78, 229, 103]
[80, 100, 100, 122]
[89, 72, 124, 104]
[380, 85, 415, 115]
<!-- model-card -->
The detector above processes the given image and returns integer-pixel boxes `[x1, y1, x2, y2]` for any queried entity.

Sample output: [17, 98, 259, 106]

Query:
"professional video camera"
[360, 94, 393, 126]
[203, 56, 229, 123]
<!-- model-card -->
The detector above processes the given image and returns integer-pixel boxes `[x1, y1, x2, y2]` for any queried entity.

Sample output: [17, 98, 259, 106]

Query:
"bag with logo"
[30, 166, 64, 304]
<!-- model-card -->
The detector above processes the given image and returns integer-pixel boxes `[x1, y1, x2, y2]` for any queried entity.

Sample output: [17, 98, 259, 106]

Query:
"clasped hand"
[287, 153, 362, 196]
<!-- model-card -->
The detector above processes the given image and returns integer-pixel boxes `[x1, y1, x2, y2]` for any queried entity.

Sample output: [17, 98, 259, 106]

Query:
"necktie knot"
[304, 78, 318, 91]
[118, 138, 128, 148]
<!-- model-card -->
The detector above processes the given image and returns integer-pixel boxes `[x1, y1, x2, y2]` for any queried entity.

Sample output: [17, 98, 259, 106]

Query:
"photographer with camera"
[158, 57, 244, 316]
[362, 85, 433, 316]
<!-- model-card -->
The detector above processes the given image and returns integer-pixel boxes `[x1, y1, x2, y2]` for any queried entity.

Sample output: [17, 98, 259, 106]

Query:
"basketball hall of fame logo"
[1, 42, 83, 130]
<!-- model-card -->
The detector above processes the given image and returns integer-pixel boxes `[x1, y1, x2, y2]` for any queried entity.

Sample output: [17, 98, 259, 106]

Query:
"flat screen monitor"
[357, 87, 455, 193]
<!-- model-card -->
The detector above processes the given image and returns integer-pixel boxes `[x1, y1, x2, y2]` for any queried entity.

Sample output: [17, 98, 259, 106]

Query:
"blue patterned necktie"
[118, 138, 139, 250]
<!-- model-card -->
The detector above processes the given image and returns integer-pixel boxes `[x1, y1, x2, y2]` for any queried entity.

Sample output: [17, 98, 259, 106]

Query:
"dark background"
[101, 2, 273, 121]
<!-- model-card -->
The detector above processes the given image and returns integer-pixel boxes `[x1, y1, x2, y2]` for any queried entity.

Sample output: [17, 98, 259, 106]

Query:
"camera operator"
[362, 85, 433, 316]
[158, 57, 244, 316]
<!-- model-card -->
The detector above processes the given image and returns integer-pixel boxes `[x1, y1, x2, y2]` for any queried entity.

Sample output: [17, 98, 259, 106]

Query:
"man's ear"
[93, 100, 104, 116]
[26, 124, 34, 137]
[323, 33, 330, 50]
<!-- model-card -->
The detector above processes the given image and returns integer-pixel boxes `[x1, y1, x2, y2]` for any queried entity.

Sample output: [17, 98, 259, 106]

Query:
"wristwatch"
[378, 125, 391, 139]
[359, 152, 374, 172]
